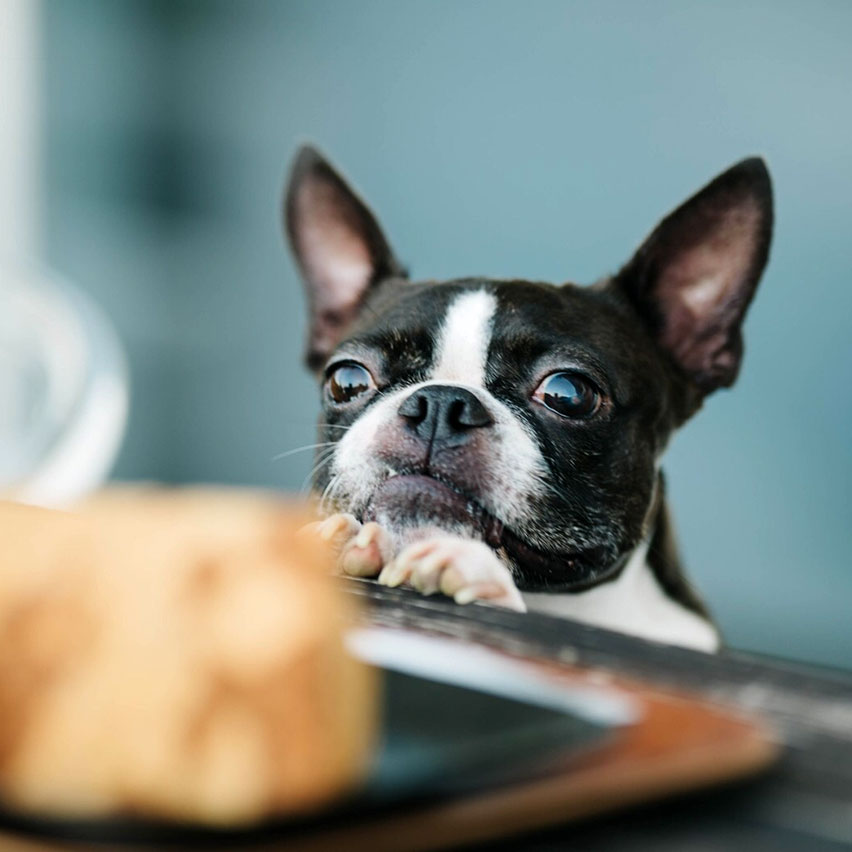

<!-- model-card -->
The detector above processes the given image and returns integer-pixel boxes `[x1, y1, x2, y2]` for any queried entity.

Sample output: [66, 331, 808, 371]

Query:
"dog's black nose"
[398, 385, 493, 444]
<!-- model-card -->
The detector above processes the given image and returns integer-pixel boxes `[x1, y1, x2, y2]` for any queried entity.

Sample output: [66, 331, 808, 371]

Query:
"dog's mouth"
[362, 471, 504, 546]
[361, 470, 615, 591]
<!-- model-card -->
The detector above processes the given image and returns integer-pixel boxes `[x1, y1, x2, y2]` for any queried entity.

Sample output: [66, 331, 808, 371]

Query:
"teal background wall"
[43, 0, 852, 668]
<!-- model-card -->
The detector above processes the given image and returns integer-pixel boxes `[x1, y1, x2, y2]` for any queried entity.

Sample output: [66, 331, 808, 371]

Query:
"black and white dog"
[286, 147, 772, 652]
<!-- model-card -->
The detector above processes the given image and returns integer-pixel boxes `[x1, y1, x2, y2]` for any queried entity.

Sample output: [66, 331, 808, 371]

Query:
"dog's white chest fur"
[522, 540, 719, 652]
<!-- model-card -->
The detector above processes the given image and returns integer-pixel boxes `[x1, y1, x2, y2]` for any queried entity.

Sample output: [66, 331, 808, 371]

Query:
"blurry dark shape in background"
[41, 0, 852, 667]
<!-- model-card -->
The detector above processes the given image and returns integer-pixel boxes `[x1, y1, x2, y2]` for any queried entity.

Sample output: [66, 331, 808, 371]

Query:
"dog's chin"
[362, 474, 504, 547]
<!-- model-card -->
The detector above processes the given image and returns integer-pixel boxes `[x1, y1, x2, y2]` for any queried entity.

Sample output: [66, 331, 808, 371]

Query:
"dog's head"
[284, 147, 772, 592]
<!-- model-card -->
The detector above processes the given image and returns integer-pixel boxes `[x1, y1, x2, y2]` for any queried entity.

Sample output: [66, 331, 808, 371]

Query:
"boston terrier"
[286, 146, 772, 652]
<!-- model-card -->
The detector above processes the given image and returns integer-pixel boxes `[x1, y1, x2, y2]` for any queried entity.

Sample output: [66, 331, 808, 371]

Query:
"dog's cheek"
[480, 402, 550, 528]
[574, 445, 656, 554]
[504, 413, 652, 556]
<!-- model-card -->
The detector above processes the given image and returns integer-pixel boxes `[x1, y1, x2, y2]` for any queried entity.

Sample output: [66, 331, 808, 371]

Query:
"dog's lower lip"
[365, 472, 504, 546]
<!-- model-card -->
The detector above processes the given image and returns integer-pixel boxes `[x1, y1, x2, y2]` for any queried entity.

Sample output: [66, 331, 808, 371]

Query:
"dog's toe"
[320, 512, 362, 546]
[340, 521, 393, 578]
[300, 512, 361, 550]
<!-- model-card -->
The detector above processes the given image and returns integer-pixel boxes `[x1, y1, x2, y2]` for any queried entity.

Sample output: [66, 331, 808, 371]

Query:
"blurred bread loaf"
[0, 489, 376, 825]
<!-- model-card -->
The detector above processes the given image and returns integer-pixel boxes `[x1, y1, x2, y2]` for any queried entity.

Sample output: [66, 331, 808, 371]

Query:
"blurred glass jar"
[0, 268, 128, 506]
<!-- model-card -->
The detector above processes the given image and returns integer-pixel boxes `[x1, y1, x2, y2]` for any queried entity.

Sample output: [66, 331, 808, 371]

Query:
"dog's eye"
[533, 372, 601, 419]
[326, 363, 375, 404]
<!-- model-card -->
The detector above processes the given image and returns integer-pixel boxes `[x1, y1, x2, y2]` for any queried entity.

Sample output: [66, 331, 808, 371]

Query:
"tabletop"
[350, 580, 852, 852]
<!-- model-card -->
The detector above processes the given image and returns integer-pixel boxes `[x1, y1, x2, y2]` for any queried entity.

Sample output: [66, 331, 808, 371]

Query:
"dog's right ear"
[284, 145, 404, 370]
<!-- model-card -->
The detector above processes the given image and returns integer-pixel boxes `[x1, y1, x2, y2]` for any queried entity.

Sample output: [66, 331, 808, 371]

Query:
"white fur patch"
[432, 290, 497, 385]
[522, 541, 720, 652]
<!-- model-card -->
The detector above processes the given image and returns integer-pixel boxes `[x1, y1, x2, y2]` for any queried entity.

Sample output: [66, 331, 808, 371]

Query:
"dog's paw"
[378, 536, 526, 612]
[299, 514, 393, 579]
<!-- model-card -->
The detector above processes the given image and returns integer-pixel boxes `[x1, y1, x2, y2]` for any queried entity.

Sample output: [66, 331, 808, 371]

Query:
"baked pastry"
[0, 489, 376, 825]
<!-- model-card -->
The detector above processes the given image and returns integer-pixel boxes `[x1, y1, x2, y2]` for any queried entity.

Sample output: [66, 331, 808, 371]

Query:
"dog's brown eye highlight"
[534, 372, 601, 419]
[327, 363, 375, 404]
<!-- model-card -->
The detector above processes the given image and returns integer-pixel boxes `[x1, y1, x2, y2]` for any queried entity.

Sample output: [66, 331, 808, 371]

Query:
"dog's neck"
[523, 479, 719, 652]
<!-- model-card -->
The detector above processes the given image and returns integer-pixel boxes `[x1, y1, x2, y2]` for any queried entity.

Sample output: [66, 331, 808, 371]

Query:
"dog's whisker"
[300, 448, 337, 494]
[319, 475, 338, 515]
[323, 471, 348, 516]
[271, 442, 337, 462]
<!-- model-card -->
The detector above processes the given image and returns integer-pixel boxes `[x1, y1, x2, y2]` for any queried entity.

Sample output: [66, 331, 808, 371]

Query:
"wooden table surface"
[350, 580, 852, 852]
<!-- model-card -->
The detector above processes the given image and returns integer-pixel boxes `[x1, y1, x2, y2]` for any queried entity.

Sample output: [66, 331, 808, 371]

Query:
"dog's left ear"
[614, 158, 773, 394]
[285, 145, 404, 370]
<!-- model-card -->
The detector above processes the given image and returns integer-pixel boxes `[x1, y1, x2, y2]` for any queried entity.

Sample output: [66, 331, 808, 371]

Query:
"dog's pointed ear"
[614, 157, 773, 394]
[285, 145, 404, 370]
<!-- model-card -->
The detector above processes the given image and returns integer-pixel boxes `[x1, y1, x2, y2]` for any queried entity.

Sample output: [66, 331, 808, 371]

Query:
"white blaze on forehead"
[432, 290, 497, 386]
